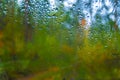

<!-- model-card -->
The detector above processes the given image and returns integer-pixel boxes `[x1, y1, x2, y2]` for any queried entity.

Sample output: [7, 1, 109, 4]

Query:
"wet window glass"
[0, 0, 120, 80]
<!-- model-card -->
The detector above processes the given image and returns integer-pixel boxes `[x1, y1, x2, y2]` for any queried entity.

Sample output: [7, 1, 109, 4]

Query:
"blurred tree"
[0, 0, 8, 30]
[22, 0, 33, 41]
[96, 0, 119, 31]
[113, 0, 119, 31]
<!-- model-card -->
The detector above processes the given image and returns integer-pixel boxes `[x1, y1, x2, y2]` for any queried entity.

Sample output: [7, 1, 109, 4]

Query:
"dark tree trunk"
[114, 0, 119, 31]
[24, 0, 33, 42]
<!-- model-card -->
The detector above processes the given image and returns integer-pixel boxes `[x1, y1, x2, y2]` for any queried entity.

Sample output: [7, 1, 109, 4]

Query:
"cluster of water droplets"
[0, 1, 8, 15]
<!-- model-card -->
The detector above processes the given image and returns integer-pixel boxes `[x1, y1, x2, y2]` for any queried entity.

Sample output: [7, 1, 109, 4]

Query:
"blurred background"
[0, 0, 120, 80]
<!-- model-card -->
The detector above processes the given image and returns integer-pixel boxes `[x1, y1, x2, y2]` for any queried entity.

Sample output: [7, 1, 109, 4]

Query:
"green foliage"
[0, 0, 120, 80]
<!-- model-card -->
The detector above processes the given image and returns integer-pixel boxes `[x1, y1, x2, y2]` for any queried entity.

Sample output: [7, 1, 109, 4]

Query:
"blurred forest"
[0, 0, 120, 80]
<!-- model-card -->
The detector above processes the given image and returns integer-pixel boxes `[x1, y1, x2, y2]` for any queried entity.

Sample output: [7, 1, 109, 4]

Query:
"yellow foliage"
[27, 67, 60, 80]
[0, 31, 3, 39]
[0, 41, 3, 48]
[14, 34, 24, 53]
[80, 19, 86, 26]
[48, 67, 60, 72]
[61, 44, 73, 54]
[77, 42, 110, 64]
[0, 31, 3, 48]
[44, 76, 54, 80]
[46, 36, 57, 46]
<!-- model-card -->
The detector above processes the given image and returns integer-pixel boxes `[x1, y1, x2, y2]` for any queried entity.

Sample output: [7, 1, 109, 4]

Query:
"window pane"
[0, 0, 120, 80]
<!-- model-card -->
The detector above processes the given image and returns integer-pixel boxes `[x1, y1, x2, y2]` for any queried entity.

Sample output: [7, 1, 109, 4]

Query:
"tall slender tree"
[113, 0, 119, 31]
[24, 0, 33, 41]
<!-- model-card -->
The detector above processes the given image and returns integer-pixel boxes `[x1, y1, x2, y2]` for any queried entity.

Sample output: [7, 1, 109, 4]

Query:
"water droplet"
[77, 8, 80, 12]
